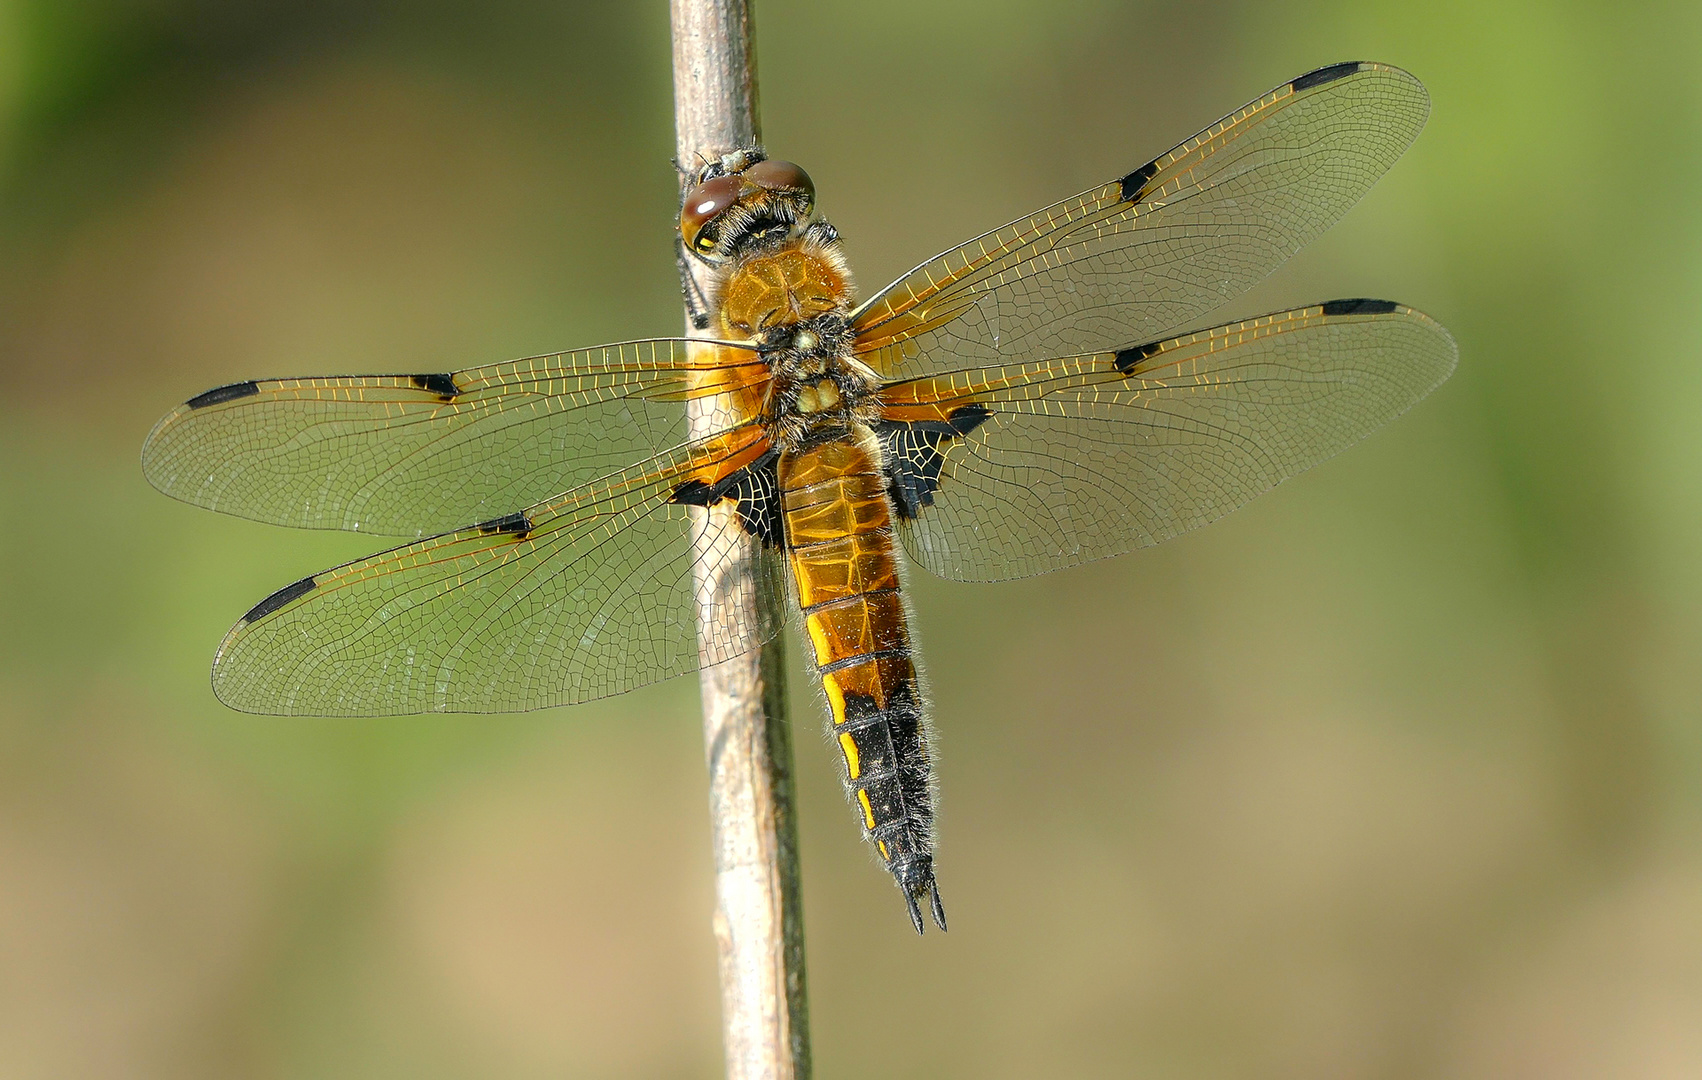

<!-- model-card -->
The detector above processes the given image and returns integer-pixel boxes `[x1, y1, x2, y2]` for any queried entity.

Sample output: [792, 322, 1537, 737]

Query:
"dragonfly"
[143, 61, 1456, 933]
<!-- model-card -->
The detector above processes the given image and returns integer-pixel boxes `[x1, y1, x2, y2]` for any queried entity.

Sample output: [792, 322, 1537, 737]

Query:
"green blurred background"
[2, 0, 1699, 1076]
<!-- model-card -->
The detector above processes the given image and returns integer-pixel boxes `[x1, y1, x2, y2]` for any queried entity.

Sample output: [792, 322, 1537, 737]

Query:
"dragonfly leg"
[677, 234, 712, 330]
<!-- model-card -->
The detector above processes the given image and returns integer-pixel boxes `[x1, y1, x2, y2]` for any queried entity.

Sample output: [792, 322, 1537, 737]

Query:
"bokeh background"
[2, 0, 1699, 1076]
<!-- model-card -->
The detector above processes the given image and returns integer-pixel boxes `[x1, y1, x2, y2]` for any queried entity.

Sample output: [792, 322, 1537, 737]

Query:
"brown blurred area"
[2, 1, 1700, 1076]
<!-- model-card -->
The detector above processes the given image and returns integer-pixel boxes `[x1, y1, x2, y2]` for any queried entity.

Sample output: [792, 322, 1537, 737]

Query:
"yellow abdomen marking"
[839, 732, 862, 779]
[821, 653, 913, 725]
[857, 788, 876, 829]
[803, 591, 907, 667]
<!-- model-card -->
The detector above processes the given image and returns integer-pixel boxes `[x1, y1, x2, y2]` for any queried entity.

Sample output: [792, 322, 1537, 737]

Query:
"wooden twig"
[670, 3, 810, 1078]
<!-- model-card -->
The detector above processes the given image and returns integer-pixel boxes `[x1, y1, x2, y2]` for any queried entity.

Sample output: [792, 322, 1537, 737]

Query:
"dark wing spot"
[475, 511, 532, 537]
[1118, 159, 1160, 203]
[242, 576, 316, 624]
[945, 404, 993, 438]
[667, 479, 716, 506]
[186, 381, 260, 409]
[1321, 297, 1398, 316]
[411, 372, 460, 399]
[724, 450, 784, 546]
[667, 448, 784, 546]
[876, 405, 993, 520]
[1112, 340, 1165, 375]
[1291, 61, 1362, 92]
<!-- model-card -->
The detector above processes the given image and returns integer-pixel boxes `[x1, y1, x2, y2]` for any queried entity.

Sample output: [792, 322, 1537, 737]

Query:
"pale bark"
[671, 2, 810, 1077]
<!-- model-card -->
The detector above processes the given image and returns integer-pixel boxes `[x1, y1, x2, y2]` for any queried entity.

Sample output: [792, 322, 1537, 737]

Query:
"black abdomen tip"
[895, 856, 947, 935]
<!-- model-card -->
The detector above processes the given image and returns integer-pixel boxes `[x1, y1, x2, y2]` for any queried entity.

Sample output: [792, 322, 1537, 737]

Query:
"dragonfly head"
[681, 149, 816, 264]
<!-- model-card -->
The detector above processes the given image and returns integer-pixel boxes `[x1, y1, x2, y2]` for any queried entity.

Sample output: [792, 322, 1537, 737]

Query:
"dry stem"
[670, 2, 810, 1077]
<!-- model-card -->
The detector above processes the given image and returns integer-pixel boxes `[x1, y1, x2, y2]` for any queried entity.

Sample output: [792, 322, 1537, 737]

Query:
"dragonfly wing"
[210, 424, 786, 714]
[873, 301, 1456, 582]
[852, 63, 1430, 378]
[142, 338, 767, 537]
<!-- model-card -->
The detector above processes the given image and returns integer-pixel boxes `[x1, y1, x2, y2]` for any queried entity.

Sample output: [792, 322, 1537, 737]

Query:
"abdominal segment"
[780, 431, 946, 932]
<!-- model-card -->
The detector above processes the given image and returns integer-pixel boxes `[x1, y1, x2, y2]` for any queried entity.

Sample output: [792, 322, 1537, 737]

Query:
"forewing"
[210, 425, 785, 714]
[875, 301, 1456, 582]
[142, 339, 767, 537]
[852, 63, 1430, 377]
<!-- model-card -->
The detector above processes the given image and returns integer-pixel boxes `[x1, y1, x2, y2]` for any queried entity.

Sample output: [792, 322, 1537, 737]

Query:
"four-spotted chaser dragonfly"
[143, 62, 1456, 933]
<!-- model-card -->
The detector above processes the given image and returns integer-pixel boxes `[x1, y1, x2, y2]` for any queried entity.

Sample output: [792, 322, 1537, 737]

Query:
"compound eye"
[681, 174, 743, 252]
[743, 159, 813, 202]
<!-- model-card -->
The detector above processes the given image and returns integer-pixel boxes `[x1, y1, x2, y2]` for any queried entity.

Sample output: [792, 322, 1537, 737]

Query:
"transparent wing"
[210, 424, 783, 714]
[851, 62, 1430, 378]
[875, 301, 1456, 582]
[142, 339, 768, 537]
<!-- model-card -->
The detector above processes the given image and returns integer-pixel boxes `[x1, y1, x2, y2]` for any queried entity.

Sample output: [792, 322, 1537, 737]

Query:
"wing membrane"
[210, 424, 783, 714]
[142, 339, 767, 537]
[851, 62, 1430, 378]
[877, 302, 1456, 582]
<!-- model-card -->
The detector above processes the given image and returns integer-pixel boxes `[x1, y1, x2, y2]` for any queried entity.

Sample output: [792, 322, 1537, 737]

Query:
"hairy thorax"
[718, 246, 848, 336]
[714, 234, 880, 450]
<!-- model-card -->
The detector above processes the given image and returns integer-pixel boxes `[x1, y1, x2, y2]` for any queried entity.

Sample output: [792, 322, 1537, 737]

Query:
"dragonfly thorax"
[716, 236, 855, 336]
[762, 313, 880, 448]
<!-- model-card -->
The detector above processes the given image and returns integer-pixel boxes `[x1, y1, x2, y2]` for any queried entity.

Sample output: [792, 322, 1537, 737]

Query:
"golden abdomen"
[781, 435, 907, 663]
[780, 429, 945, 931]
[719, 248, 851, 336]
